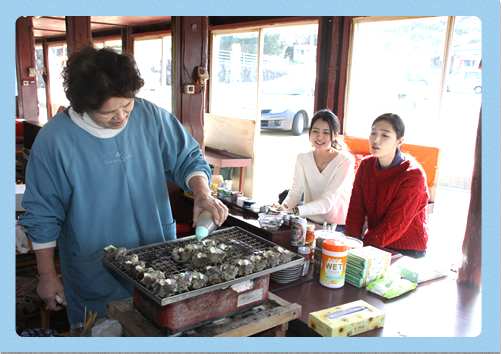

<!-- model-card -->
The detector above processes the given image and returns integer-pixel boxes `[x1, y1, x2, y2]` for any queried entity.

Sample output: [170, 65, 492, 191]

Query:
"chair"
[16, 277, 51, 331]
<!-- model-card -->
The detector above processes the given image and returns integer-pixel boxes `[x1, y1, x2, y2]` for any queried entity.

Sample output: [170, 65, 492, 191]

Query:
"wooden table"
[106, 292, 301, 337]
[223, 205, 481, 337]
[271, 266, 481, 337]
[222, 202, 403, 259]
[204, 146, 252, 192]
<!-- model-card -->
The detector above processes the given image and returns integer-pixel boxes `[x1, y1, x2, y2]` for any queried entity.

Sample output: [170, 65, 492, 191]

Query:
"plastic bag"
[366, 274, 417, 299]
[91, 318, 123, 337]
[16, 225, 31, 254]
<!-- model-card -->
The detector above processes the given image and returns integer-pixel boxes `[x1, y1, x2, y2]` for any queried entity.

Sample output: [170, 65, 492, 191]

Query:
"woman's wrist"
[293, 206, 300, 216]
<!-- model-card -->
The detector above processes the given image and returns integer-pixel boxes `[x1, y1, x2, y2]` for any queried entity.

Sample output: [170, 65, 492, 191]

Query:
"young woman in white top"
[278, 109, 355, 233]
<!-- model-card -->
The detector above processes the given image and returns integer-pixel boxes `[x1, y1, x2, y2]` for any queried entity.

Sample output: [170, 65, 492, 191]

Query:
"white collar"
[68, 107, 128, 138]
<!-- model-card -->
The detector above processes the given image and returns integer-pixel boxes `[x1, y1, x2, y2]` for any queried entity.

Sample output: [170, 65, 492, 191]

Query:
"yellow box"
[308, 300, 385, 337]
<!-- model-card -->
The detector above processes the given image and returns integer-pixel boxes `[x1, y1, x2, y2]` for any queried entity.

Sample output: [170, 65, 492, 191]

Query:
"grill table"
[102, 226, 303, 333]
[106, 292, 301, 337]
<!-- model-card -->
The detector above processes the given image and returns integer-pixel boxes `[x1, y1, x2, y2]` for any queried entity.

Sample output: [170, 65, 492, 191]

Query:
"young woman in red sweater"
[345, 113, 429, 258]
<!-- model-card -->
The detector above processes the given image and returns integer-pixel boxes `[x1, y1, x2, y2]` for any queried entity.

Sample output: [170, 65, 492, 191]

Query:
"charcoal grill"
[102, 226, 303, 334]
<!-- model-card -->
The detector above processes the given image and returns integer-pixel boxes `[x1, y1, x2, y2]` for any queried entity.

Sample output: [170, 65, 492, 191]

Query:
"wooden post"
[172, 16, 208, 147]
[15, 16, 39, 122]
[65, 16, 91, 56]
[121, 26, 133, 55]
[41, 38, 53, 119]
[457, 109, 481, 290]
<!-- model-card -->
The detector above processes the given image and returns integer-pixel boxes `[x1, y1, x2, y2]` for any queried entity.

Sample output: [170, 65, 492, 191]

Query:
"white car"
[260, 77, 315, 136]
[447, 70, 482, 94]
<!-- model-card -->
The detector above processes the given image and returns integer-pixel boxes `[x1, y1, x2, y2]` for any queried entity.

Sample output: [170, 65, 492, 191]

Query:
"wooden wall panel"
[16, 16, 38, 121]
[204, 114, 255, 158]
[65, 16, 91, 56]
[172, 16, 208, 147]
[457, 111, 482, 290]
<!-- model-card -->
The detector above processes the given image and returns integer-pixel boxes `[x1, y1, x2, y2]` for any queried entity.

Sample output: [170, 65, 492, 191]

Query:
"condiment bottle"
[306, 223, 316, 243]
[210, 183, 218, 197]
[319, 239, 347, 288]
[195, 210, 218, 241]
[298, 246, 310, 276]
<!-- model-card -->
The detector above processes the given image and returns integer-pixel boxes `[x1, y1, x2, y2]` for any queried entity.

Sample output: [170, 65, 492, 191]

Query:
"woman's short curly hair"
[62, 45, 144, 113]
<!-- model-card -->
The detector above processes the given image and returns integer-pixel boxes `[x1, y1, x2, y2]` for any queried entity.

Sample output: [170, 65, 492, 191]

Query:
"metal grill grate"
[102, 226, 304, 306]
[131, 228, 273, 275]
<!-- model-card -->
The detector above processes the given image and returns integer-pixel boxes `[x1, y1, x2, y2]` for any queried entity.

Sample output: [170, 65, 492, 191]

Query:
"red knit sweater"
[345, 156, 429, 251]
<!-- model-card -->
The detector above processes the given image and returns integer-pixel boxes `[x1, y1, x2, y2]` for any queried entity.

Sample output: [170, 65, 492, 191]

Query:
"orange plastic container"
[319, 239, 348, 288]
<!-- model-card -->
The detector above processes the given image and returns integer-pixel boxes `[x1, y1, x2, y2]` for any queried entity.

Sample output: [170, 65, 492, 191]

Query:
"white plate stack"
[270, 262, 303, 283]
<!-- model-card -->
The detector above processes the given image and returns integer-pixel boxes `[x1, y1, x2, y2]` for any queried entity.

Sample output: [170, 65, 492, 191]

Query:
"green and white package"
[366, 274, 417, 299]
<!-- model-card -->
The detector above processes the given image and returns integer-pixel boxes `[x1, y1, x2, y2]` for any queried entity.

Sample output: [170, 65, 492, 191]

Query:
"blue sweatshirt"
[18, 98, 211, 324]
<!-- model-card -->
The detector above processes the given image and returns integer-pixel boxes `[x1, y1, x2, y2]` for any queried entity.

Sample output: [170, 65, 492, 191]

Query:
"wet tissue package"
[395, 256, 451, 283]
[308, 300, 385, 337]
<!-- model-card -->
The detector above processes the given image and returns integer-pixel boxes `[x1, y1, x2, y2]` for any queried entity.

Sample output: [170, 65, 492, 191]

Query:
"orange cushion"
[343, 135, 440, 188]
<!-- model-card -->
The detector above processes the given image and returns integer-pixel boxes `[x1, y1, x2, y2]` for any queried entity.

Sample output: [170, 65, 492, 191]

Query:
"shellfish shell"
[191, 272, 209, 290]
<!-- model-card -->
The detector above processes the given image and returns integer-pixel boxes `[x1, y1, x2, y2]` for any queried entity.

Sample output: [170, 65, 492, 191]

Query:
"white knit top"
[282, 149, 355, 225]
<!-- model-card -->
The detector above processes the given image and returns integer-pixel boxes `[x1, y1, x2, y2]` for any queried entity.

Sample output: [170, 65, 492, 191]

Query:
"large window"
[210, 22, 318, 204]
[345, 17, 449, 146]
[93, 38, 122, 52]
[345, 16, 482, 264]
[47, 43, 69, 118]
[34, 44, 48, 123]
[134, 35, 172, 112]
[211, 31, 259, 119]
[210, 23, 318, 124]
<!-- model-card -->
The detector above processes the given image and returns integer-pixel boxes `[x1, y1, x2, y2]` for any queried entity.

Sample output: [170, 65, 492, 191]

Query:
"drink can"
[298, 246, 311, 276]
[224, 190, 233, 203]
[232, 191, 243, 203]
[291, 216, 307, 246]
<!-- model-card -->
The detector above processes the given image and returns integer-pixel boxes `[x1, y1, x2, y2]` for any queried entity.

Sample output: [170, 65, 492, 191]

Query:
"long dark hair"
[63, 44, 144, 113]
[372, 113, 405, 140]
[309, 109, 345, 151]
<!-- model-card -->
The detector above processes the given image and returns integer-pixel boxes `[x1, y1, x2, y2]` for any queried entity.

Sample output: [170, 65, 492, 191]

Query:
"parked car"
[260, 78, 315, 136]
[447, 69, 482, 94]
[404, 70, 430, 86]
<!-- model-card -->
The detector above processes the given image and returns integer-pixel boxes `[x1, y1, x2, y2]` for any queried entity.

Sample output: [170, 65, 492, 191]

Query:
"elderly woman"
[18, 45, 228, 324]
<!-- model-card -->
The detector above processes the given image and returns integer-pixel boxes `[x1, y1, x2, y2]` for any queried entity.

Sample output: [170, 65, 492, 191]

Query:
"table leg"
[213, 166, 220, 176]
[239, 167, 245, 192]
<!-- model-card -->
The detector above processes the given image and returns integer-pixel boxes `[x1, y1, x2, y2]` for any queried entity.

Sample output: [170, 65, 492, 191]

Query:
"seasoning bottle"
[319, 239, 348, 288]
[210, 183, 219, 197]
[306, 223, 316, 243]
[298, 246, 311, 276]
[195, 210, 218, 241]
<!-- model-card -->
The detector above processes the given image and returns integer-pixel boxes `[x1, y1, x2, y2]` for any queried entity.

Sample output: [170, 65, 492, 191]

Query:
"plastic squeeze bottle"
[195, 210, 218, 241]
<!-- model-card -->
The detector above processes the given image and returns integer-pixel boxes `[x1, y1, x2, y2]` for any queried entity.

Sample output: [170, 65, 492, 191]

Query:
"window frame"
[343, 16, 457, 140]
[133, 32, 173, 111]
[209, 20, 319, 123]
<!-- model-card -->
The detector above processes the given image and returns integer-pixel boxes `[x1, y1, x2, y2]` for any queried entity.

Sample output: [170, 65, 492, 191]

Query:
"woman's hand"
[272, 202, 293, 213]
[37, 272, 66, 311]
[34, 247, 67, 311]
[189, 175, 228, 227]
[193, 193, 228, 227]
